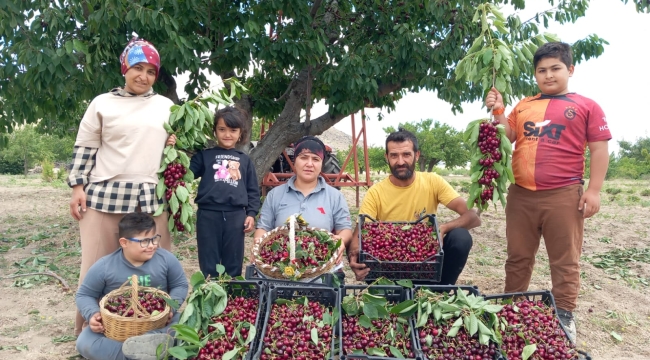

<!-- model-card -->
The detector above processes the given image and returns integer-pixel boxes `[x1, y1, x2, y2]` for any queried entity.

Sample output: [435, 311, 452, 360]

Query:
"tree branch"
[158, 67, 180, 104]
[521, 6, 560, 26]
[4, 271, 71, 292]
[310, 0, 324, 18]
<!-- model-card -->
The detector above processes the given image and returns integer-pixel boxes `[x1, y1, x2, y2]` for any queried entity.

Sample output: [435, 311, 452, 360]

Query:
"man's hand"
[485, 87, 504, 111]
[89, 312, 104, 333]
[166, 134, 177, 146]
[243, 216, 255, 233]
[69, 185, 87, 221]
[437, 223, 449, 246]
[579, 188, 601, 218]
[165, 311, 174, 326]
[348, 252, 370, 281]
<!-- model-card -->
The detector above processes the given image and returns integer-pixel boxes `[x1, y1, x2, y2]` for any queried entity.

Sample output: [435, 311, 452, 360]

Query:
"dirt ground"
[0, 174, 649, 360]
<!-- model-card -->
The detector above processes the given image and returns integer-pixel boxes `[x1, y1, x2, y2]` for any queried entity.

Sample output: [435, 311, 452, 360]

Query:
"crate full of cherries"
[358, 214, 444, 282]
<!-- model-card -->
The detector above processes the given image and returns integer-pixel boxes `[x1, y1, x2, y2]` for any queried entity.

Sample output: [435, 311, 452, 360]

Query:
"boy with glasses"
[75, 212, 188, 360]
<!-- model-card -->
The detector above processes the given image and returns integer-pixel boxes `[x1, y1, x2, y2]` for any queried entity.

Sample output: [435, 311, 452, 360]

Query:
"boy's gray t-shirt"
[257, 176, 352, 232]
[76, 248, 189, 322]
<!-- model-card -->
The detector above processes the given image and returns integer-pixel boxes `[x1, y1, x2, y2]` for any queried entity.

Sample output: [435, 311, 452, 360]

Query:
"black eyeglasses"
[125, 234, 161, 248]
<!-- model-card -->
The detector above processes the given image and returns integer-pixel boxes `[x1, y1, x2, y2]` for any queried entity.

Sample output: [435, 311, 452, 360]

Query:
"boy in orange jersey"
[485, 41, 611, 342]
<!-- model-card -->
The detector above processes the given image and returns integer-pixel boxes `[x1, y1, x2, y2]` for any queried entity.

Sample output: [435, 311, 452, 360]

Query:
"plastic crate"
[358, 214, 444, 282]
[409, 285, 503, 360]
[483, 290, 592, 360]
[214, 280, 268, 360]
[254, 285, 340, 360]
[244, 264, 335, 287]
[339, 285, 423, 360]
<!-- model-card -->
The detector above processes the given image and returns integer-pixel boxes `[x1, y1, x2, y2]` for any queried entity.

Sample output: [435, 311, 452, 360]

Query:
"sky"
[176, 0, 650, 154]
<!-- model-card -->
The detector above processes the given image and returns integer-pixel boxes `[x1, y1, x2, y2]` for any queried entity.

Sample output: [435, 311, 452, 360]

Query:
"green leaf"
[495, 76, 507, 93]
[216, 264, 226, 275]
[479, 332, 490, 346]
[447, 324, 461, 338]
[363, 302, 380, 319]
[175, 186, 190, 203]
[611, 331, 623, 342]
[310, 327, 318, 345]
[362, 293, 388, 307]
[168, 216, 175, 233]
[169, 192, 180, 215]
[396, 279, 413, 288]
[482, 304, 504, 313]
[179, 303, 195, 326]
[358, 315, 372, 328]
[367, 348, 387, 356]
[72, 39, 88, 54]
[155, 175, 165, 199]
[482, 49, 493, 65]
[469, 312, 479, 336]
[389, 346, 404, 358]
[162, 297, 179, 311]
[181, 202, 192, 224]
[390, 300, 416, 315]
[167, 148, 178, 163]
[167, 347, 188, 359]
[190, 271, 205, 288]
[244, 324, 256, 346]
[213, 294, 227, 315]
[523, 344, 537, 360]
[222, 347, 241, 360]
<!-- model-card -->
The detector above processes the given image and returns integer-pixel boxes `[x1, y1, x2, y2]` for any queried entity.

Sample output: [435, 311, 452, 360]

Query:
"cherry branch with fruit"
[154, 79, 249, 234]
[455, 3, 560, 211]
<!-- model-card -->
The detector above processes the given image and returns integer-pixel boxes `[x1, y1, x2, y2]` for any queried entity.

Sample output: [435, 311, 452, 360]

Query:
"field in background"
[0, 175, 649, 359]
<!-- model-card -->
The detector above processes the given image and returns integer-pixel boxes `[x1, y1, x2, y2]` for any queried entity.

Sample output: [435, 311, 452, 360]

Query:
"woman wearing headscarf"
[252, 136, 352, 282]
[67, 35, 177, 337]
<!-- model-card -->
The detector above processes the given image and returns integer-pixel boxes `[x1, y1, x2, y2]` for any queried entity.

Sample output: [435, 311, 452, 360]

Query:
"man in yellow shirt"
[347, 128, 481, 284]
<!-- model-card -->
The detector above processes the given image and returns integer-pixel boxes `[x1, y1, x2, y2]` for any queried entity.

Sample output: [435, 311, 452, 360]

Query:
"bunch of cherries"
[417, 318, 498, 360]
[495, 299, 578, 359]
[361, 222, 439, 262]
[259, 300, 334, 359]
[162, 161, 188, 231]
[259, 234, 333, 270]
[193, 296, 259, 360]
[342, 314, 415, 358]
[104, 291, 166, 317]
[476, 120, 503, 205]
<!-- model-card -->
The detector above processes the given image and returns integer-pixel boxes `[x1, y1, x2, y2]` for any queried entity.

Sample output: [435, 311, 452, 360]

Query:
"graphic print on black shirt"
[212, 154, 241, 187]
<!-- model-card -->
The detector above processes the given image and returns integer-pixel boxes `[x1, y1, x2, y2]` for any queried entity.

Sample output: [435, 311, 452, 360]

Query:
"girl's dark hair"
[118, 212, 156, 238]
[533, 42, 573, 70]
[213, 106, 249, 144]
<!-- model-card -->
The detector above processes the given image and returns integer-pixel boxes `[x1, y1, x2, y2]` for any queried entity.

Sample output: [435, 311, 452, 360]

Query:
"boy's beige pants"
[504, 183, 584, 312]
[74, 208, 171, 336]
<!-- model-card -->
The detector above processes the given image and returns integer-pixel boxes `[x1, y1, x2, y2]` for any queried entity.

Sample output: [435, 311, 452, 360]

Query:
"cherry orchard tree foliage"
[1, 0, 647, 182]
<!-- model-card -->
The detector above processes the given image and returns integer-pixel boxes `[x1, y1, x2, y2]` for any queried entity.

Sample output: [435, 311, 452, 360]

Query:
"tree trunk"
[418, 157, 426, 172]
[427, 159, 440, 172]
[159, 67, 180, 105]
[23, 154, 28, 177]
[249, 68, 351, 185]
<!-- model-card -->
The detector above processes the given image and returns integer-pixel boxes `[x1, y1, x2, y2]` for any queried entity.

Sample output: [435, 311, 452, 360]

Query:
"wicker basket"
[252, 215, 341, 281]
[99, 274, 171, 342]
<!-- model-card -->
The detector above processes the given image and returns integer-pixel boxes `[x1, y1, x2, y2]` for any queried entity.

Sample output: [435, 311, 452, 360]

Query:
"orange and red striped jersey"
[507, 93, 611, 191]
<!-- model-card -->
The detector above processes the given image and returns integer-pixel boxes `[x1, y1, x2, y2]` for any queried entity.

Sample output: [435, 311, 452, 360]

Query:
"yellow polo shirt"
[359, 172, 460, 221]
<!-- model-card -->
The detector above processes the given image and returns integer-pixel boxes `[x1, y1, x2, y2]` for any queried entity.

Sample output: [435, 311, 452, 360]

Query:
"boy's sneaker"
[557, 308, 577, 343]
[122, 333, 174, 360]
